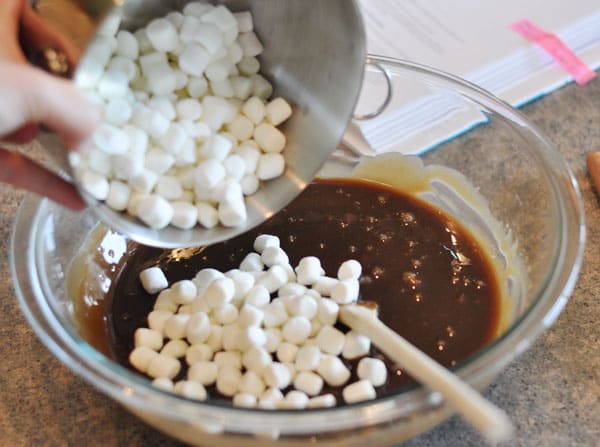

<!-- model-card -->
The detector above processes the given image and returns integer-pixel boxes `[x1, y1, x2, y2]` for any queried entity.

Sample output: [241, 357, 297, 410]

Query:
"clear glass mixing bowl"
[10, 56, 585, 446]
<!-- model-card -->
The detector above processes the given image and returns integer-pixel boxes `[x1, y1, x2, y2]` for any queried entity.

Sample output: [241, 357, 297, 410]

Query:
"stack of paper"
[357, 0, 600, 154]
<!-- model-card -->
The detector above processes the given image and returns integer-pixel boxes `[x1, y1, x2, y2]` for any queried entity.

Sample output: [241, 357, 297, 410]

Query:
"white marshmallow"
[194, 22, 224, 54]
[295, 257, 323, 286]
[145, 148, 175, 174]
[174, 138, 197, 167]
[257, 265, 289, 293]
[170, 280, 197, 305]
[266, 97, 293, 126]
[276, 342, 298, 364]
[178, 304, 192, 315]
[146, 18, 180, 52]
[243, 286, 269, 310]
[251, 74, 273, 99]
[285, 296, 318, 320]
[155, 175, 183, 200]
[166, 11, 184, 29]
[282, 316, 312, 345]
[123, 125, 149, 155]
[261, 328, 281, 354]
[93, 123, 130, 155]
[261, 246, 289, 267]
[161, 339, 189, 358]
[214, 350, 242, 369]
[237, 32, 263, 57]
[200, 134, 233, 160]
[233, 393, 257, 408]
[202, 95, 236, 130]
[313, 276, 338, 297]
[152, 377, 174, 392]
[221, 323, 241, 351]
[239, 253, 264, 272]
[185, 343, 214, 365]
[129, 346, 158, 373]
[134, 327, 163, 351]
[263, 362, 291, 389]
[331, 279, 360, 304]
[263, 300, 288, 328]
[206, 59, 231, 82]
[237, 304, 264, 328]
[239, 370, 265, 397]
[294, 371, 324, 396]
[254, 234, 280, 253]
[147, 309, 173, 333]
[227, 115, 254, 141]
[278, 283, 307, 298]
[179, 43, 211, 76]
[154, 289, 179, 313]
[148, 95, 176, 120]
[342, 331, 371, 360]
[163, 313, 190, 340]
[317, 355, 351, 387]
[242, 96, 266, 124]
[185, 311, 211, 345]
[295, 345, 321, 372]
[216, 365, 242, 397]
[176, 98, 203, 120]
[183, 2, 213, 18]
[171, 201, 199, 229]
[223, 154, 247, 181]
[242, 346, 272, 372]
[97, 69, 129, 100]
[188, 360, 219, 385]
[104, 98, 133, 126]
[258, 388, 284, 408]
[105, 180, 131, 211]
[357, 357, 387, 387]
[233, 11, 253, 33]
[230, 75, 254, 100]
[213, 303, 239, 325]
[174, 69, 189, 89]
[197, 202, 219, 228]
[226, 269, 255, 300]
[135, 194, 174, 229]
[237, 56, 260, 76]
[205, 324, 224, 352]
[147, 353, 181, 379]
[211, 179, 243, 204]
[238, 326, 267, 351]
[307, 394, 337, 409]
[338, 260, 362, 280]
[107, 56, 138, 81]
[174, 380, 207, 401]
[134, 28, 153, 54]
[129, 169, 159, 194]
[139, 267, 168, 294]
[256, 153, 285, 180]
[146, 66, 178, 96]
[187, 76, 208, 98]
[218, 198, 247, 227]
[240, 174, 260, 195]
[316, 325, 345, 356]
[254, 123, 286, 153]
[343, 379, 376, 404]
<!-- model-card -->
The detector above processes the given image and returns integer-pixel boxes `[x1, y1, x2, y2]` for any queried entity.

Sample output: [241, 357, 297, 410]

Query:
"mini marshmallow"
[174, 139, 197, 166]
[238, 326, 267, 351]
[227, 115, 254, 141]
[240, 174, 260, 195]
[202, 5, 238, 31]
[185, 343, 214, 365]
[331, 279, 360, 304]
[218, 198, 247, 227]
[134, 28, 153, 54]
[286, 296, 318, 320]
[338, 260, 362, 280]
[263, 362, 291, 389]
[276, 342, 298, 364]
[188, 361, 219, 385]
[174, 380, 207, 401]
[129, 346, 158, 373]
[237, 56, 260, 76]
[266, 97, 292, 126]
[176, 98, 203, 120]
[183, 2, 213, 18]
[146, 18, 179, 52]
[179, 43, 211, 76]
[146, 66, 178, 96]
[104, 98, 133, 125]
[206, 60, 231, 83]
[254, 123, 286, 153]
[282, 316, 311, 345]
[242, 346, 272, 372]
[357, 357, 387, 387]
[154, 289, 179, 313]
[135, 194, 174, 229]
[317, 355, 351, 387]
[278, 283, 307, 298]
[105, 180, 131, 211]
[97, 69, 129, 100]
[242, 96, 266, 124]
[256, 153, 285, 180]
[233, 11, 253, 33]
[155, 175, 183, 200]
[263, 301, 288, 328]
[129, 169, 159, 193]
[147, 309, 173, 333]
[277, 390, 309, 410]
[343, 379, 376, 404]
[295, 257, 323, 286]
[240, 253, 264, 272]
[237, 32, 263, 57]
[161, 339, 189, 358]
[257, 265, 289, 294]
[216, 365, 242, 396]
[293, 371, 323, 397]
[261, 246, 289, 267]
[193, 268, 224, 293]
[202, 95, 235, 130]
[159, 123, 188, 155]
[147, 353, 181, 379]
[251, 74, 273, 99]
[221, 323, 241, 351]
[187, 76, 208, 98]
[316, 325, 346, 356]
[295, 345, 321, 372]
[93, 123, 130, 155]
[186, 311, 211, 344]
[171, 201, 199, 229]
[233, 393, 257, 408]
[107, 56, 138, 81]
[238, 304, 264, 328]
[211, 179, 243, 204]
[205, 324, 224, 351]
[214, 351, 242, 369]
[263, 328, 282, 354]
[178, 305, 192, 315]
[145, 148, 175, 174]
[239, 370, 265, 397]
[223, 154, 247, 181]
[243, 286, 269, 309]
[148, 96, 176, 120]
[134, 328, 163, 351]
[342, 331, 371, 360]
[166, 11, 184, 29]
[235, 143, 260, 174]
[230, 75, 254, 100]
[163, 313, 190, 340]
[123, 125, 149, 155]
[200, 134, 233, 160]
[139, 267, 168, 294]
[170, 280, 197, 305]
[213, 303, 239, 325]
[197, 202, 219, 228]
[194, 22, 224, 55]
[254, 234, 280, 253]
[307, 394, 336, 409]
[152, 377, 175, 392]
[313, 276, 338, 297]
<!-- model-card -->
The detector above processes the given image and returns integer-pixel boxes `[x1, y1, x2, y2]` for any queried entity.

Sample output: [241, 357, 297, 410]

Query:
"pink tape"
[510, 19, 596, 86]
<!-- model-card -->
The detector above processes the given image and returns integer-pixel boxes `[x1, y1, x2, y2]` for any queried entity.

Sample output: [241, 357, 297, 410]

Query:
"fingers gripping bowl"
[11, 57, 584, 445]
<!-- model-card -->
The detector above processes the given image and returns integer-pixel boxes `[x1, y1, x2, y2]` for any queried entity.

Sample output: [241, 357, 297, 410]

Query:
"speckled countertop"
[1, 75, 599, 446]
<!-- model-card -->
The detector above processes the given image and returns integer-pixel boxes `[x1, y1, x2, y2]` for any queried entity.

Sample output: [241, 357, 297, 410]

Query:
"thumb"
[0, 62, 100, 149]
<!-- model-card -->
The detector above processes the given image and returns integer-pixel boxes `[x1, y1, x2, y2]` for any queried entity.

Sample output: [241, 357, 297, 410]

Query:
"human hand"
[0, 0, 99, 210]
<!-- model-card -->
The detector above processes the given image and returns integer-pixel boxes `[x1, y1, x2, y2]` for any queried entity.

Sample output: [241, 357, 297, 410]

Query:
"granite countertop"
[1, 75, 599, 446]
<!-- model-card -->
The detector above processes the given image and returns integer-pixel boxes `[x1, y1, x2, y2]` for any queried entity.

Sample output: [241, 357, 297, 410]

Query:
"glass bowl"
[10, 56, 585, 446]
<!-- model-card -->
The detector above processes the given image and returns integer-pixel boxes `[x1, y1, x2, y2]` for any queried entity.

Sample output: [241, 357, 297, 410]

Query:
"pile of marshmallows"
[71, 3, 292, 230]
[132, 234, 388, 409]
